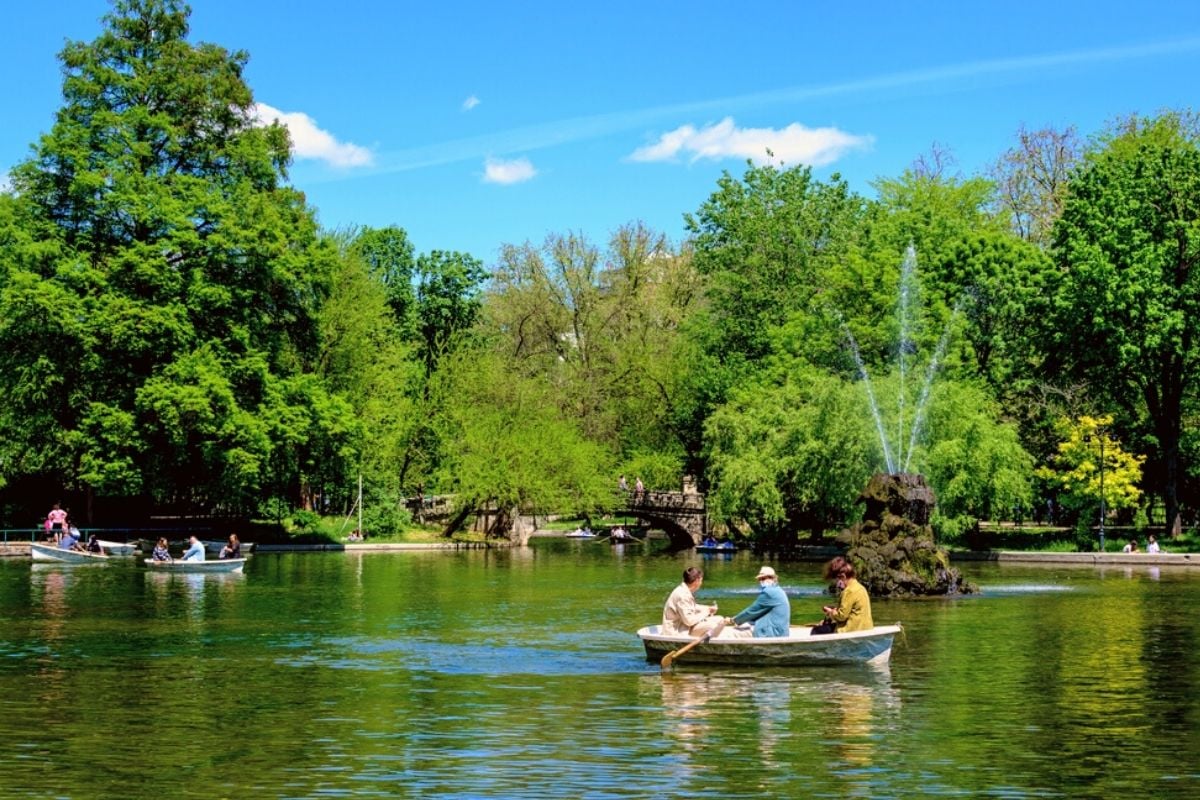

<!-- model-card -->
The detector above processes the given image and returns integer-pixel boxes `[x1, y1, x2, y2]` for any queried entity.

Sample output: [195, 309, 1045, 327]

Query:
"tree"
[989, 124, 1081, 248]
[0, 0, 340, 517]
[429, 342, 614, 542]
[1048, 111, 1200, 536]
[484, 225, 701, 466]
[1035, 415, 1144, 524]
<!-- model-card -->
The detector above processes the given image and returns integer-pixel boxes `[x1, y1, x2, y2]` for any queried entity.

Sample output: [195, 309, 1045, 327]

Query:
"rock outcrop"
[836, 473, 975, 596]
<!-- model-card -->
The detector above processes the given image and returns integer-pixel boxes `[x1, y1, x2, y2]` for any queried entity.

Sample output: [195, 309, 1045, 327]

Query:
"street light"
[1097, 432, 1106, 553]
[1085, 428, 1107, 553]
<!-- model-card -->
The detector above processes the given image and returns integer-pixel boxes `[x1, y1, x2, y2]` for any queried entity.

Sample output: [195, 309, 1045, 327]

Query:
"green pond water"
[1, 541, 1198, 799]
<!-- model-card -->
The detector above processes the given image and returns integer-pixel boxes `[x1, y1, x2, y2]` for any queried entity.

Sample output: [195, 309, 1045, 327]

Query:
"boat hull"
[30, 543, 110, 564]
[98, 540, 137, 556]
[695, 545, 737, 554]
[638, 624, 901, 666]
[143, 558, 246, 573]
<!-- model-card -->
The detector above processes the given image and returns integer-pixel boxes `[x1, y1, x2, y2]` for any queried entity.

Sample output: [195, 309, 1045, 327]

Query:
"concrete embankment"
[949, 550, 1200, 566]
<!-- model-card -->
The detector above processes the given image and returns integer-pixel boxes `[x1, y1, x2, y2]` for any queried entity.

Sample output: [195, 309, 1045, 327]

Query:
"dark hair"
[822, 556, 856, 581]
[683, 567, 704, 585]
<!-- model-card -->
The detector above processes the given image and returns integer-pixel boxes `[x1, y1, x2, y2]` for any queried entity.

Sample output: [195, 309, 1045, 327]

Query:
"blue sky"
[4, 1, 1200, 263]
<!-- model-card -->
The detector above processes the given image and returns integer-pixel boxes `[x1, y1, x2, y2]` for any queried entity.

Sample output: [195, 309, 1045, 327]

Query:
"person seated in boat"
[815, 556, 873, 635]
[724, 566, 791, 638]
[151, 537, 171, 562]
[58, 527, 81, 551]
[219, 534, 241, 559]
[85, 533, 103, 554]
[718, 539, 734, 550]
[662, 567, 721, 636]
[702, 535, 718, 548]
[181, 535, 205, 562]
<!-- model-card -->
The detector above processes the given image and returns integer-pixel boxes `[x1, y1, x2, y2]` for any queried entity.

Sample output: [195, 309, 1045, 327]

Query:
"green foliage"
[360, 486, 413, 536]
[704, 363, 877, 537]
[1035, 415, 1145, 514]
[430, 343, 615, 530]
[620, 451, 685, 494]
[918, 379, 1034, 520]
[0, 0, 343, 515]
[1048, 111, 1200, 530]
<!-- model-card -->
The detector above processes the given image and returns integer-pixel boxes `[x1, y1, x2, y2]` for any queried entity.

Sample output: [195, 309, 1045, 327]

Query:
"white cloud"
[462, 95, 481, 111]
[252, 102, 373, 168]
[483, 156, 537, 185]
[629, 117, 871, 166]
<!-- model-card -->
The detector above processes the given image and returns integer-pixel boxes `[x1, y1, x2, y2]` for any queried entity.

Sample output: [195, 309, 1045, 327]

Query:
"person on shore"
[662, 567, 721, 637]
[1147, 535, 1161, 554]
[815, 556, 873, 634]
[1122, 539, 1139, 553]
[152, 537, 171, 562]
[181, 536, 205, 562]
[219, 534, 241, 559]
[725, 565, 791, 638]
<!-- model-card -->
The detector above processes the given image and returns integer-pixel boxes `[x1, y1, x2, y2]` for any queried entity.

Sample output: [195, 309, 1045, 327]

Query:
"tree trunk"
[441, 503, 473, 538]
[1155, 389, 1184, 538]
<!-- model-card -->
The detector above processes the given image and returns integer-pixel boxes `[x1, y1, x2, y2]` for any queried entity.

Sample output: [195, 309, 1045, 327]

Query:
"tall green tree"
[1048, 111, 1200, 536]
[0, 0, 341, 515]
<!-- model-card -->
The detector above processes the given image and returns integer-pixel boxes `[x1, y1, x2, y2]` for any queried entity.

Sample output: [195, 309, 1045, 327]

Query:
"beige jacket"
[662, 582, 715, 635]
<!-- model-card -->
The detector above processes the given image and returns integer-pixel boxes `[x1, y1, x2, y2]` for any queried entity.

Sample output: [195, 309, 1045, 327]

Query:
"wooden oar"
[660, 617, 726, 670]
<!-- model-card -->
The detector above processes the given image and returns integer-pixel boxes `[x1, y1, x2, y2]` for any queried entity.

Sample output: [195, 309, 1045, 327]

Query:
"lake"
[1, 541, 1197, 798]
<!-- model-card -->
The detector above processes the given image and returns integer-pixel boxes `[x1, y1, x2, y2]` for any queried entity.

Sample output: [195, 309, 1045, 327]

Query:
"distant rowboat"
[30, 542, 110, 564]
[143, 557, 246, 574]
[98, 540, 137, 556]
[638, 623, 902, 667]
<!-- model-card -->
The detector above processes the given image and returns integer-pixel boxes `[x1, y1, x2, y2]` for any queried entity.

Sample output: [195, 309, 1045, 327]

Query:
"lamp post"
[1097, 432, 1106, 553]
[1085, 428, 1107, 552]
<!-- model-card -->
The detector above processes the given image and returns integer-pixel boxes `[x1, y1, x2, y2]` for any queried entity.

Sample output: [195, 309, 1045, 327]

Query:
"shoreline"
[2, 538, 1196, 565]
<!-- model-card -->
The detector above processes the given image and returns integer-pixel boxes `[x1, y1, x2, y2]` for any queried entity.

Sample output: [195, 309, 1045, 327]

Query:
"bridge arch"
[617, 482, 706, 549]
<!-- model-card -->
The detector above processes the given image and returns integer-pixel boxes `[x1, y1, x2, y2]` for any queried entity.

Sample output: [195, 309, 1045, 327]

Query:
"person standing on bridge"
[618, 475, 628, 494]
[634, 477, 644, 503]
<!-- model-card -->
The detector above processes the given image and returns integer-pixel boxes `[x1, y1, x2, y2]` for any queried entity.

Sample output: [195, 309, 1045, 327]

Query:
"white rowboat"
[143, 558, 246, 574]
[638, 623, 902, 667]
[30, 542, 110, 564]
[98, 539, 137, 556]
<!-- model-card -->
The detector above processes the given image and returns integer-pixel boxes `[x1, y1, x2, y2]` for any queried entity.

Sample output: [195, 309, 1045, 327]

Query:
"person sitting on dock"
[815, 556, 873, 634]
[662, 567, 721, 636]
[1148, 534, 1161, 554]
[152, 537, 171, 562]
[181, 536, 205, 562]
[1122, 539, 1139, 553]
[725, 566, 791, 638]
[219, 534, 241, 559]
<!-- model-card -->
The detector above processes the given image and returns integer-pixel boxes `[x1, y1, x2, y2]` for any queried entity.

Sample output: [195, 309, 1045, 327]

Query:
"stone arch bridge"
[616, 483, 707, 549]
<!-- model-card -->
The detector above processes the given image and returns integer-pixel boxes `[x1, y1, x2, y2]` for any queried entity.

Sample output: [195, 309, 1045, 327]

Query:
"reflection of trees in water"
[142, 571, 244, 622]
[28, 565, 71, 687]
[647, 666, 897, 785]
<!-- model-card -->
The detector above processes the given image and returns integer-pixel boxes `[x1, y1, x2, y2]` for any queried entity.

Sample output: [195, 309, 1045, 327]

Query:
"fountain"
[837, 246, 975, 596]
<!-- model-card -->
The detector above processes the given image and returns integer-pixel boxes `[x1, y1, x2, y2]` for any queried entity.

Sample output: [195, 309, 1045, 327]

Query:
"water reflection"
[649, 665, 897, 786]
[143, 569, 244, 620]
